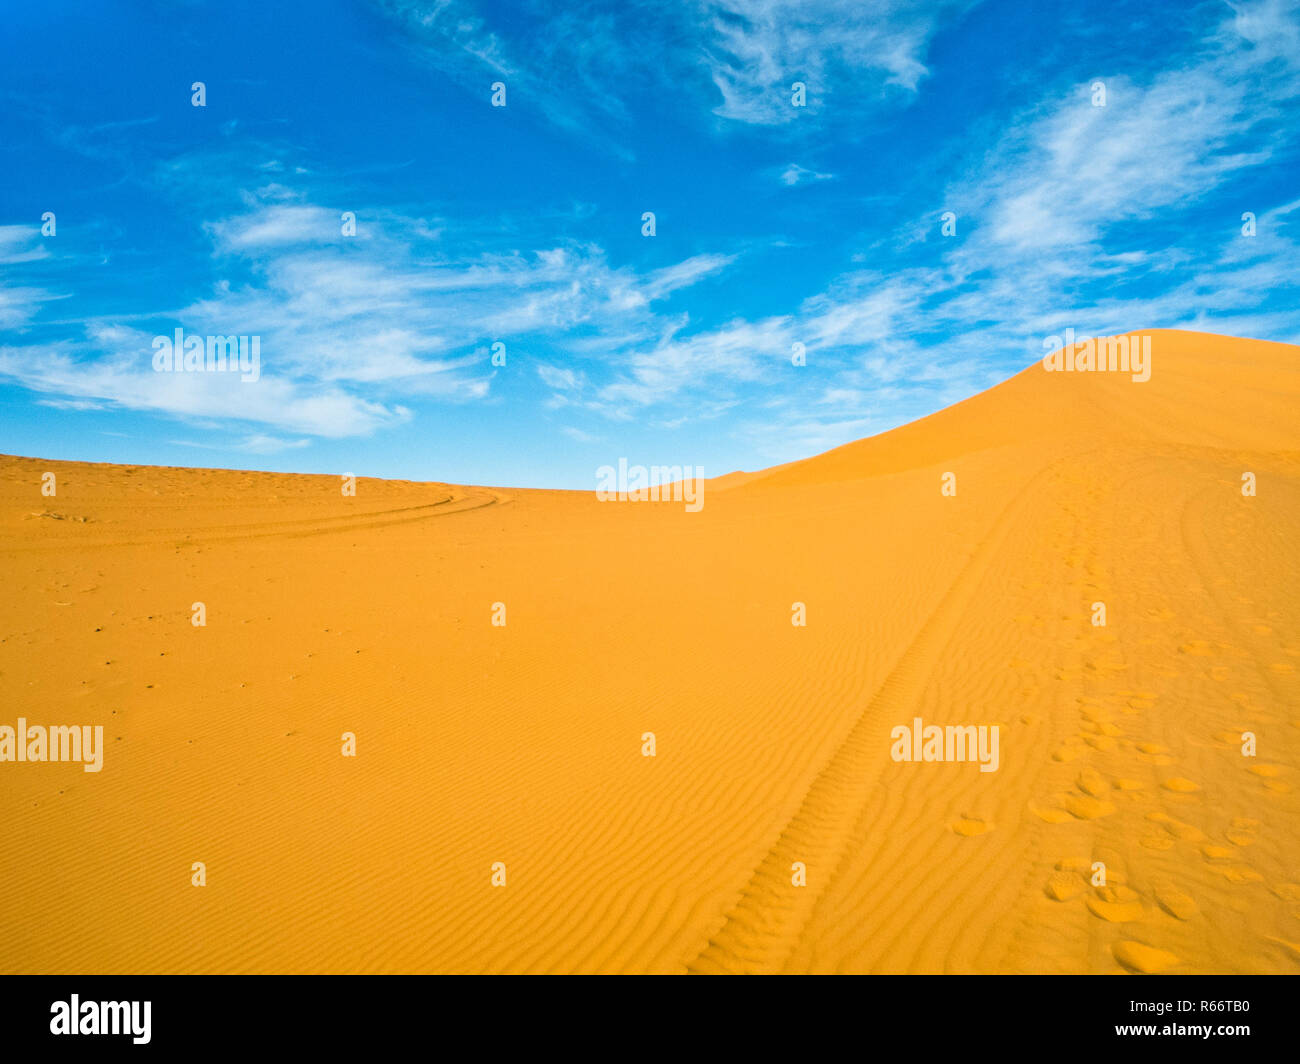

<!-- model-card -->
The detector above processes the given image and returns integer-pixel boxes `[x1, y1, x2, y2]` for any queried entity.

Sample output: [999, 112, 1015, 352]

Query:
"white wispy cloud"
[206, 203, 347, 252]
[702, 0, 973, 124]
[373, 0, 973, 136]
[779, 163, 835, 186]
[0, 335, 409, 438]
[0, 179, 736, 439]
[0, 225, 58, 329]
[580, 0, 1300, 449]
[537, 364, 584, 392]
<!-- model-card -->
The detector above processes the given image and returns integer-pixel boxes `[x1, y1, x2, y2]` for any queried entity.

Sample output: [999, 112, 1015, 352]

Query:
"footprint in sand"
[1045, 871, 1084, 901]
[1147, 812, 1205, 841]
[951, 816, 993, 837]
[1213, 729, 1247, 746]
[1063, 793, 1116, 820]
[1162, 777, 1200, 793]
[1208, 864, 1263, 884]
[1153, 886, 1199, 920]
[1266, 939, 1300, 964]
[1087, 885, 1145, 923]
[1030, 802, 1072, 824]
[1076, 767, 1109, 797]
[1113, 941, 1181, 974]
[1135, 741, 1175, 766]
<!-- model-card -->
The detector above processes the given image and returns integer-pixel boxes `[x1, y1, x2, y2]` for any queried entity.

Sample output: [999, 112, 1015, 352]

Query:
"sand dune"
[1, 328, 1297, 973]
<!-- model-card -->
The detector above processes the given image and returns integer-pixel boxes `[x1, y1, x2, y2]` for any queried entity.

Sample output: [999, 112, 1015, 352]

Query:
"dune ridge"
[1, 329, 1297, 973]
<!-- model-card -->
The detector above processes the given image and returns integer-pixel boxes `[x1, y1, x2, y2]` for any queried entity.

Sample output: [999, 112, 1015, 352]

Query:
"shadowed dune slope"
[1, 329, 1297, 973]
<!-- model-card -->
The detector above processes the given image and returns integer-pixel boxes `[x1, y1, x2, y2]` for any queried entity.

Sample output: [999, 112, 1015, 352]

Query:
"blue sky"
[1, 0, 1298, 488]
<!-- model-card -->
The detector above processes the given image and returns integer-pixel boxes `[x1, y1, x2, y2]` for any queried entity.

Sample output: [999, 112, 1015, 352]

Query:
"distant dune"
[1, 329, 1297, 973]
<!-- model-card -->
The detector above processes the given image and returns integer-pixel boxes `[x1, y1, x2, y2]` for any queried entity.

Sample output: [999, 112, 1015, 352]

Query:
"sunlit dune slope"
[1, 328, 1297, 973]
[749, 329, 1298, 488]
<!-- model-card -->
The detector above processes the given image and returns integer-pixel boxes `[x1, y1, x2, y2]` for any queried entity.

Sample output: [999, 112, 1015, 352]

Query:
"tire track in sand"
[4, 489, 508, 552]
[686, 450, 1086, 974]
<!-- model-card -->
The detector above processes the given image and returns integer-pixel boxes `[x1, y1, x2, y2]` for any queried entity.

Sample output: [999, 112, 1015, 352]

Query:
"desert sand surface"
[1, 328, 1297, 974]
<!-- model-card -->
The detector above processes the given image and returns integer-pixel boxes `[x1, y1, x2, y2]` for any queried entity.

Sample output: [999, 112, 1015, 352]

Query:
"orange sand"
[1, 328, 1297, 974]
